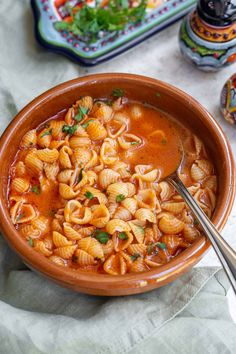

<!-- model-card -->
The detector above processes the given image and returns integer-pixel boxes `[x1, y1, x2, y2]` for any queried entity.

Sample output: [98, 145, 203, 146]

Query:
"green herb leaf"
[147, 242, 167, 254]
[28, 237, 33, 247]
[161, 138, 167, 145]
[41, 128, 52, 138]
[131, 141, 140, 145]
[32, 185, 40, 195]
[112, 88, 124, 97]
[93, 230, 109, 244]
[155, 92, 161, 97]
[78, 168, 84, 183]
[62, 124, 78, 136]
[74, 106, 89, 122]
[81, 119, 94, 129]
[130, 253, 140, 261]
[84, 191, 94, 200]
[194, 219, 199, 225]
[116, 194, 126, 202]
[118, 232, 128, 240]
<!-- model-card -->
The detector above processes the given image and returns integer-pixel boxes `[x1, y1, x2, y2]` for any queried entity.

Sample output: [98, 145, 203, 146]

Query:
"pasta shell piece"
[31, 215, 50, 235]
[196, 159, 213, 175]
[86, 171, 97, 186]
[121, 198, 138, 215]
[130, 104, 143, 120]
[113, 112, 129, 124]
[118, 133, 142, 150]
[63, 222, 82, 240]
[107, 182, 128, 204]
[106, 219, 131, 234]
[64, 200, 82, 222]
[20, 224, 41, 239]
[59, 183, 81, 200]
[53, 231, 73, 247]
[135, 189, 156, 210]
[113, 206, 132, 221]
[130, 257, 147, 273]
[39, 175, 51, 193]
[69, 136, 91, 149]
[83, 186, 108, 205]
[181, 210, 193, 224]
[59, 146, 73, 169]
[37, 129, 52, 148]
[92, 102, 114, 123]
[161, 235, 182, 255]
[135, 208, 156, 223]
[145, 258, 163, 268]
[25, 151, 43, 175]
[107, 119, 126, 138]
[108, 203, 118, 218]
[144, 227, 155, 244]
[15, 161, 26, 177]
[98, 169, 120, 189]
[75, 226, 96, 237]
[125, 182, 136, 197]
[73, 249, 96, 265]
[49, 120, 65, 139]
[202, 176, 217, 193]
[74, 96, 93, 112]
[11, 202, 37, 224]
[90, 204, 110, 228]
[51, 218, 63, 233]
[161, 201, 186, 214]
[71, 206, 92, 225]
[127, 244, 147, 256]
[190, 163, 206, 182]
[84, 150, 98, 169]
[101, 239, 114, 256]
[93, 158, 104, 173]
[74, 125, 89, 137]
[206, 188, 216, 210]
[70, 167, 87, 190]
[33, 240, 52, 257]
[103, 254, 127, 275]
[54, 245, 77, 259]
[183, 224, 200, 243]
[11, 178, 30, 194]
[64, 107, 74, 125]
[193, 135, 203, 156]
[159, 215, 184, 234]
[112, 97, 125, 111]
[20, 129, 37, 148]
[128, 220, 145, 244]
[100, 141, 117, 165]
[57, 169, 74, 184]
[44, 162, 59, 181]
[86, 121, 107, 141]
[78, 237, 104, 259]
[112, 231, 133, 252]
[158, 181, 175, 201]
[50, 140, 67, 150]
[48, 255, 67, 267]
[73, 148, 92, 166]
[36, 148, 59, 163]
[133, 168, 159, 183]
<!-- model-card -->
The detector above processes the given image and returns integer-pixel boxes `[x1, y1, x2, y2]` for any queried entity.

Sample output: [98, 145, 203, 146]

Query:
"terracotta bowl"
[0, 74, 235, 296]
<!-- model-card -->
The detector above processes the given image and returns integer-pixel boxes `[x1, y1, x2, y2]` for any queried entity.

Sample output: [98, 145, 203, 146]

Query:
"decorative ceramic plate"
[31, 0, 196, 66]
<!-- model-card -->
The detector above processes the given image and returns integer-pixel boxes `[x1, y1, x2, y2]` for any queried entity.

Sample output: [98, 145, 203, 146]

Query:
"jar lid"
[197, 0, 236, 26]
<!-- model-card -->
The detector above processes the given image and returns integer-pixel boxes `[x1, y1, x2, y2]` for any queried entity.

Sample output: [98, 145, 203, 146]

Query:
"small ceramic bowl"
[0, 74, 235, 296]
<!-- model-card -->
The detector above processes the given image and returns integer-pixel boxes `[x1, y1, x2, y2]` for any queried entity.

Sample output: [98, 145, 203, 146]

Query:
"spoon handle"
[167, 173, 236, 295]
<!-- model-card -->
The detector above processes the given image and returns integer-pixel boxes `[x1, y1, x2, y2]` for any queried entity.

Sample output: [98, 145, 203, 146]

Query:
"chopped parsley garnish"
[41, 128, 52, 138]
[54, 0, 147, 44]
[84, 191, 94, 200]
[112, 88, 124, 97]
[62, 124, 78, 136]
[28, 237, 33, 247]
[81, 119, 94, 129]
[147, 242, 167, 254]
[32, 185, 40, 195]
[131, 141, 140, 145]
[156, 92, 161, 97]
[74, 106, 88, 122]
[116, 194, 126, 202]
[161, 138, 167, 145]
[118, 232, 128, 240]
[93, 230, 109, 244]
[130, 253, 140, 261]
[194, 219, 200, 225]
[78, 168, 84, 183]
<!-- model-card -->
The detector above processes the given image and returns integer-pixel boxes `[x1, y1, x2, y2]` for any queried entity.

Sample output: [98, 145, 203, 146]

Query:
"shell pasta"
[8, 95, 217, 275]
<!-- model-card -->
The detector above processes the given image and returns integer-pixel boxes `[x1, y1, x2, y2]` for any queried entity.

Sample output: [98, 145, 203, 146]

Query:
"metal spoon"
[165, 149, 236, 294]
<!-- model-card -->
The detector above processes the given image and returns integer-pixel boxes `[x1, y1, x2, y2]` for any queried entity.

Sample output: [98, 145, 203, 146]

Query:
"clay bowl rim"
[0, 73, 235, 292]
